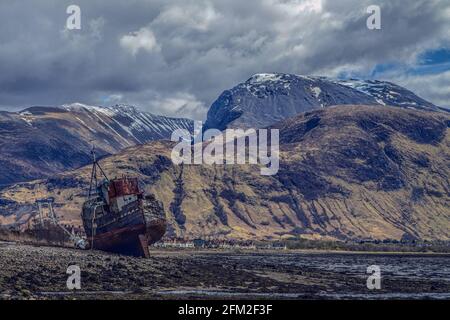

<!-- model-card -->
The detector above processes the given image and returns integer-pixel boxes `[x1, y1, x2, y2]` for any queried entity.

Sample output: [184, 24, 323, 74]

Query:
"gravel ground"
[0, 241, 449, 300]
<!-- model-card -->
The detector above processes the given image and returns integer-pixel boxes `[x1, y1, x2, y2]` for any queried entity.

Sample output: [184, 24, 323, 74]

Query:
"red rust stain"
[108, 177, 140, 199]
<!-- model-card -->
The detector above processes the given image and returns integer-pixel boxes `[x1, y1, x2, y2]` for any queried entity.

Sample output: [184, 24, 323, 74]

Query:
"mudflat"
[0, 241, 449, 300]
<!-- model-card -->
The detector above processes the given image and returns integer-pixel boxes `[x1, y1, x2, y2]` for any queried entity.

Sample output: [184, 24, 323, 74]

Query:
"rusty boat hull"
[82, 176, 166, 258]
[89, 217, 166, 257]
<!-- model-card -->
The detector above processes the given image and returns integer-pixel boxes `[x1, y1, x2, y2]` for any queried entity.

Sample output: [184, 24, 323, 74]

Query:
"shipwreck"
[81, 147, 166, 257]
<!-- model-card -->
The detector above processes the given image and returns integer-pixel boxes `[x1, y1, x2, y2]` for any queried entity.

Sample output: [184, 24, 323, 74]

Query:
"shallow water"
[258, 253, 450, 282]
[207, 252, 450, 299]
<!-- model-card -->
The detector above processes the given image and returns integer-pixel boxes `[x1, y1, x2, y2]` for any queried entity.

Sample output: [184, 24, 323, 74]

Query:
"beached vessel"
[81, 148, 166, 257]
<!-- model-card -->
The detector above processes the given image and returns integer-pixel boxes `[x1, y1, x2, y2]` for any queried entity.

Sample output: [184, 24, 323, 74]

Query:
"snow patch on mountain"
[248, 73, 284, 83]
[59, 103, 193, 143]
[310, 86, 322, 99]
[205, 73, 440, 130]
[329, 78, 438, 111]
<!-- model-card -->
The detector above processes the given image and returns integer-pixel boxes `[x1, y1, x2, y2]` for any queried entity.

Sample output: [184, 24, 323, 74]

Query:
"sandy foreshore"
[0, 241, 449, 300]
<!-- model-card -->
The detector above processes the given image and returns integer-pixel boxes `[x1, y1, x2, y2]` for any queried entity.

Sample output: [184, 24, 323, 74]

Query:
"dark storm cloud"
[0, 0, 449, 118]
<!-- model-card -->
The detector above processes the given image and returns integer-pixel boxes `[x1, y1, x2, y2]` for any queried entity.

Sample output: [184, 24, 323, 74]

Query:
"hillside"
[0, 103, 193, 185]
[1, 105, 448, 241]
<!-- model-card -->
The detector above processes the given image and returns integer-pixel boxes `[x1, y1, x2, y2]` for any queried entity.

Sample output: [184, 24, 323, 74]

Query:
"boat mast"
[86, 143, 109, 251]
[87, 143, 109, 198]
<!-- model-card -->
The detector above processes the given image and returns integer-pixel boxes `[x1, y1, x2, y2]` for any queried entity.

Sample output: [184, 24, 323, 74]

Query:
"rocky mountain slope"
[0, 103, 193, 186]
[204, 73, 441, 130]
[1, 105, 448, 241]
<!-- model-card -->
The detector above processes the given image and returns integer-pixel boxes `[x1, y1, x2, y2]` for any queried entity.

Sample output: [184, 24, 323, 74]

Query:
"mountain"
[1, 105, 448, 241]
[0, 103, 193, 186]
[204, 73, 441, 130]
[0, 75, 439, 187]
[331, 78, 439, 110]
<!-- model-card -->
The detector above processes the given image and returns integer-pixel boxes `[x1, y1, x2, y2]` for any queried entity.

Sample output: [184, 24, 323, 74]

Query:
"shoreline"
[151, 248, 450, 257]
[1, 241, 449, 300]
[2, 240, 450, 257]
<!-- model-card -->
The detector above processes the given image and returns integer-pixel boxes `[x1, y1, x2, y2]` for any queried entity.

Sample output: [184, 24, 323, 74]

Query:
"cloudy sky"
[0, 0, 449, 119]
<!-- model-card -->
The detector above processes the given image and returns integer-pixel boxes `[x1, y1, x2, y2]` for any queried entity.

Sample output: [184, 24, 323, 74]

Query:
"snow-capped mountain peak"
[205, 73, 440, 130]
[0, 103, 194, 185]
[248, 73, 284, 84]
[58, 103, 194, 145]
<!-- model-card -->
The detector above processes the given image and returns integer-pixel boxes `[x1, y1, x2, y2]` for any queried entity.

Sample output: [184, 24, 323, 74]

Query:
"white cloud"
[1, 0, 450, 118]
[119, 27, 160, 55]
[271, 0, 323, 15]
[150, 92, 207, 120]
[153, 1, 220, 32]
[392, 70, 450, 108]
